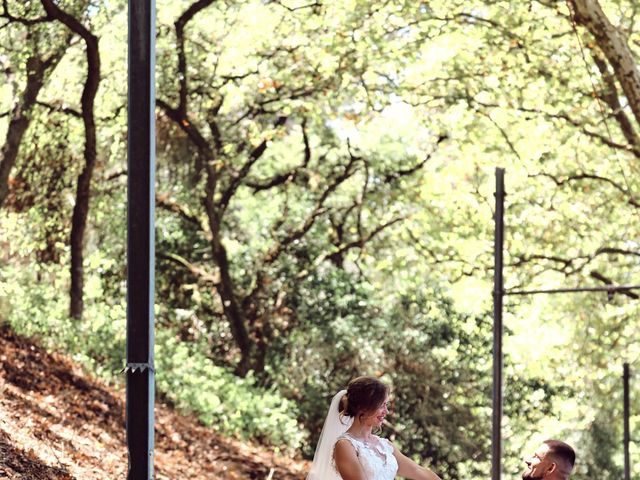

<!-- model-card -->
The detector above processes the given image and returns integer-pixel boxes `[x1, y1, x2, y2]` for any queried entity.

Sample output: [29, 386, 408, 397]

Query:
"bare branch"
[264, 152, 360, 265]
[593, 247, 640, 258]
[104, 168, 127, 181]
[156, 192, 207, 231]
[476, 107, 521, 160]
[1, 1, 50, 25]
[508, 246, 640, 288]
[472, 98, 640, 158]
[531, 171, 640, 208]
[324, 216, 405, 265]
[174, 0, 216, 117]
[407, 228, 490, 282]
[36, 100, 81, 118]
[157, 251, 219, 284]
[383, 135, 447, 183]
[246, 118, 311, 192]
[590, 270, 639, 299]
[509, 254, 586, 274]
[271, 0, 321, 12]
[218, 115, 288, 212]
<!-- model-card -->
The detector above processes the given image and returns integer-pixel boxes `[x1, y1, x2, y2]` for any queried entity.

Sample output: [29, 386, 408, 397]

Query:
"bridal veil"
[307, 389, 353, 480]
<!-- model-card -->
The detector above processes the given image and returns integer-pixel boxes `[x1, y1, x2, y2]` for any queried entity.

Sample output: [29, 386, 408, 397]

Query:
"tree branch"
[591, 52, 640, 148]
[271, 0, 322, 12]
[471, 98, 640, 158]
[568, 0, 640, 127]
[1, 1, 50, 25]
[245, 117, 311, 192]
[0, 19, 71, 206]
[174, 0, 216, 117]
[589, 270, 639, 299]
[218, 115, 288, 212]
[383, 134, 447, 183]
[531, 171, 640, 208]
[264, 152, 360, 265]
[36, 100, 82, 118]
[593, 247, 640, 258]
[324, 216, 405, 266]
[156, 192, 207, 232]
[157, 251, 219, 284]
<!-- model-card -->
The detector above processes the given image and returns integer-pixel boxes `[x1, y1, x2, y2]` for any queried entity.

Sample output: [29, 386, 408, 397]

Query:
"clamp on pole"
[121, 362, 155, 374]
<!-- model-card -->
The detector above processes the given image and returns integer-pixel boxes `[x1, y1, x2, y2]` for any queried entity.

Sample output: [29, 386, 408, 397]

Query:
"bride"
[307, 376, 442, 480]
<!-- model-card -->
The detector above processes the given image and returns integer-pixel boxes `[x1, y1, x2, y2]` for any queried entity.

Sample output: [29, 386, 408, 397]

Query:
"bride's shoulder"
[334, 435, 361, 461]
[335, 433, 358, 447]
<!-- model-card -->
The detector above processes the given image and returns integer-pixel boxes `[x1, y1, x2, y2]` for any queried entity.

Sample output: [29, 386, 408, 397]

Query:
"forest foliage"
[1, 0, 639, 478]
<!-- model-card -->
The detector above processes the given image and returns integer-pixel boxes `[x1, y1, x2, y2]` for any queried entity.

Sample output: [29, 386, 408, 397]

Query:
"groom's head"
[522, 440, 575, 480]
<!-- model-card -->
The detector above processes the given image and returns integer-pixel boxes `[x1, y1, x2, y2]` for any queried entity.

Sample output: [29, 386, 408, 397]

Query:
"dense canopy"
[1, 1, 639, 479]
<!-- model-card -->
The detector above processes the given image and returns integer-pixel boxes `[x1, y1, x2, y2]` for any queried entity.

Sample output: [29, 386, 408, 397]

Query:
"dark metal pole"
[505, 285, 640, 296]
[624, 363, 630, 480]
[492, 168, 505, 480]
[126, 1, 156, 479]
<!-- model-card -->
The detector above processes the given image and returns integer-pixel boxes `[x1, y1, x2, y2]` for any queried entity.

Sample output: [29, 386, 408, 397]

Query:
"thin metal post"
[492, 168, 505, 480]
[624, 363, 630, 480]
[126, 1, 156, 479]
[505, 285, 640, 296]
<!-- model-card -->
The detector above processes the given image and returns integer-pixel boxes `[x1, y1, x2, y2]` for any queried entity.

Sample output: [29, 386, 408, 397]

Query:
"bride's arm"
[392, 444, 442, 480]
[334, 439, 368, 480]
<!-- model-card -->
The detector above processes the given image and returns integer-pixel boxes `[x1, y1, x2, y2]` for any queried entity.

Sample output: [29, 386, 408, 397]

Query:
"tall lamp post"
[492, 170, 640, 480]
[126, 1, 156, 478]
[624, 363, 631, 480]
[492, 168, 505, 480]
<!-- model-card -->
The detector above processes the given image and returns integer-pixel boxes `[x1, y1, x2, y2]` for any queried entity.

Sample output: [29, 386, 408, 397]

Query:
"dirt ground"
[0, 325, 308, 479]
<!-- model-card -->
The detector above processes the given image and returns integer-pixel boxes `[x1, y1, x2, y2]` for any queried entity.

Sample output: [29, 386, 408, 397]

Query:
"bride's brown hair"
[339, 376, 389, 421]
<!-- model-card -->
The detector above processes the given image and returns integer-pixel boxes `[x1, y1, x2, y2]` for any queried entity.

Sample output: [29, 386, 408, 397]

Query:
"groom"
[522, 439, 575, 480]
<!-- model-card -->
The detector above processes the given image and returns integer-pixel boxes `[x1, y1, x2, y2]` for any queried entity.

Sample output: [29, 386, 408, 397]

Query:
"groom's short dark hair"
[544, 439, 575, 468]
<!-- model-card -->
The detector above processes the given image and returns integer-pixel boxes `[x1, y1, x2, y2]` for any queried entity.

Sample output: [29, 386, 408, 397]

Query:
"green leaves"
[2, 0, 640, 477]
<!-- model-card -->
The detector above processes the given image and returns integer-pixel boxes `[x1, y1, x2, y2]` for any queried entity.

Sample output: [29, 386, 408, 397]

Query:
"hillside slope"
[0, 325, 307, 479]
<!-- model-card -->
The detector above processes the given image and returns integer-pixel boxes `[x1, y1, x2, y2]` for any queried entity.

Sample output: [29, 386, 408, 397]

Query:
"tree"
[40, 0, 101, 320]
[386, 1, 640, 477]
[0, 2, 71, 207]
[154, 0, 446, 376]
[2, 0, 637, 476]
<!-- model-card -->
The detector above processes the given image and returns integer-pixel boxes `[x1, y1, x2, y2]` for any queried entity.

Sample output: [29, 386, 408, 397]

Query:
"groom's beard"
[522, 472, 544, 480]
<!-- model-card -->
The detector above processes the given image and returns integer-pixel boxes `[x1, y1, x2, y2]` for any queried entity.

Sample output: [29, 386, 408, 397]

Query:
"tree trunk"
[41, 0, 101, 320]
[0, 51, 66, 207]
[203, 182, 256, 376]
[570, 0, 640, 128]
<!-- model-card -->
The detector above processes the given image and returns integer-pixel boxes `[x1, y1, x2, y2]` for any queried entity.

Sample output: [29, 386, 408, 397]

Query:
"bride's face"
[364, 395, 390, 427]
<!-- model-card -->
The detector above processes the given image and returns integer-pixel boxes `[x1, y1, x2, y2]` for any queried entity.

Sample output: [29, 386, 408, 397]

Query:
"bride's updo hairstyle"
[339, 376, 389, 421]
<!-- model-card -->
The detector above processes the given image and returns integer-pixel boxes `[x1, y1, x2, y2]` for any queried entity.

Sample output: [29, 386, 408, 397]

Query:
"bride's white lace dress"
[334, 433, 398, 479]
[307, 390, 399, 480]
